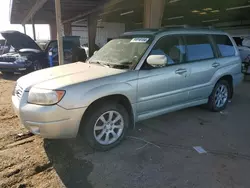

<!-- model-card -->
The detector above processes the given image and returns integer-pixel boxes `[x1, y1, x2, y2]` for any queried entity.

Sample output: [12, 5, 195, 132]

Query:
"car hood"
[1, 30, 42, 51]
[17, 62, 127, 91]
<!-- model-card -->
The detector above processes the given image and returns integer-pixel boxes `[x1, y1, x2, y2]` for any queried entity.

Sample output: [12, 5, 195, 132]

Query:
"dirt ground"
[1, 73, 250, 188]
[0, 74, 62, 188]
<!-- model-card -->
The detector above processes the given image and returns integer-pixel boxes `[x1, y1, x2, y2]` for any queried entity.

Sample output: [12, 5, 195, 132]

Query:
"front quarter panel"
[58, 71, 138, 110]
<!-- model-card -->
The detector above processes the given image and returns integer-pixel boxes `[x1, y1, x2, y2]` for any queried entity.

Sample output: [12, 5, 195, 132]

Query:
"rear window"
[185, 35, 215, 62]
[214, 35, 235, 57]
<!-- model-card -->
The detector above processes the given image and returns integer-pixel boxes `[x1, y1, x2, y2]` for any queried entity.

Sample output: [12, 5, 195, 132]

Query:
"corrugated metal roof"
[10, 0, 104, 24]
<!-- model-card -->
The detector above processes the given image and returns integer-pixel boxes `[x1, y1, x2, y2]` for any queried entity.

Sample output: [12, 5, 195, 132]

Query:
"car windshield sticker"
[130, 38, 149, 43]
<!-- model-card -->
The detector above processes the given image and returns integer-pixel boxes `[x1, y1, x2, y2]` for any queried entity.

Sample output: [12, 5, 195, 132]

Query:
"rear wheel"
[81, 102, 129, 151]
[208, 80, 230, 112]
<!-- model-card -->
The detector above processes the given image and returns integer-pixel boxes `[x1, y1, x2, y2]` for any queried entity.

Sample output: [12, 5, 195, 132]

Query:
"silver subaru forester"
[12, 28, 243, 150]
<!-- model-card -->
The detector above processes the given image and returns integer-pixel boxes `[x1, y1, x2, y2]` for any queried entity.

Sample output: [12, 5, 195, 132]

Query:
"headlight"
[28, 87, 65, 105]
[15, 57, 28, 63]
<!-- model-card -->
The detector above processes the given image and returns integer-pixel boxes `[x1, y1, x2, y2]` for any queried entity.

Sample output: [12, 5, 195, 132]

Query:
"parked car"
[0, 31, 48, 75]
[233, 36, 250, 75]
[0, 31, 81, 76]
[46, 36, 82, 65]
[12, 28, 243, 151]
[233, 36, 250, 62]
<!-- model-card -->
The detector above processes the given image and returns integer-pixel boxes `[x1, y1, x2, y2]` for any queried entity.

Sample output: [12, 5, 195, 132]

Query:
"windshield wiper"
[89, 61, 105, 67]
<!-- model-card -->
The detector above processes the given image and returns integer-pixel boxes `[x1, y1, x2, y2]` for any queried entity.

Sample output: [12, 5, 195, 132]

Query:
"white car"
[234, 36, 250, 63]
[234, 37, 250, 74]
[12, 28, 243, 151]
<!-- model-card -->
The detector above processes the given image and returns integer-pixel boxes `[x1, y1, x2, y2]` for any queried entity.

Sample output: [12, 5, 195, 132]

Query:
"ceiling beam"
[22, 0, 49, 24]
[62, 0, 125, 24]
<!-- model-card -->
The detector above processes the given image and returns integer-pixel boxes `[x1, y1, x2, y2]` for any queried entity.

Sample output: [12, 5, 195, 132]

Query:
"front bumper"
[12, 92, 87, 139]
[0, 61, 29, 73]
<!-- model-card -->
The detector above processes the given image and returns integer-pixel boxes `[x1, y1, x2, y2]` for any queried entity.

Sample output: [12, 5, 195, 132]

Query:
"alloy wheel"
[215, 84, 228, 108]
[93, 110, 124, 145]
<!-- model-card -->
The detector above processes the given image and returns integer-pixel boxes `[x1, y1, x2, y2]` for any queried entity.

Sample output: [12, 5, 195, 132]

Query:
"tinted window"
[47, 41, 57, 50]
[147, 35, 185, 68]
[47, 41, 74, 50]
[185, 35, 214, 61]
[233, 37, 243, 46]
[214, 35, 235, 57]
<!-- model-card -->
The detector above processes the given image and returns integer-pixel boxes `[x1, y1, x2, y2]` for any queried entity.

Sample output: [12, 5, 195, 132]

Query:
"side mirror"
[147, 55, 167, 67]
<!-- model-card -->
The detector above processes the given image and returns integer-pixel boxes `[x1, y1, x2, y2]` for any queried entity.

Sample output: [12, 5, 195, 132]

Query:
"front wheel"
[208, 80, 230, 112]
[81, 102, 129, 151]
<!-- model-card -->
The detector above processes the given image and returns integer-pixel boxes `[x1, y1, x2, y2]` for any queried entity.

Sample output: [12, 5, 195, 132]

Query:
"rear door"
[183, 34, 219, 101]
[213, 34, 239, 69]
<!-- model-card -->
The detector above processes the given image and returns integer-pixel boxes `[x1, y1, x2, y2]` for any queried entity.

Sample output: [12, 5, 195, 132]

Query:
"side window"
[47, 41, 58, 53]
[147, 35, 185, 68]
[185, 35, 215, 62]
[214, 35, 235, 57]
[47, 41, 57, 49]
[63, 41, 74, 50]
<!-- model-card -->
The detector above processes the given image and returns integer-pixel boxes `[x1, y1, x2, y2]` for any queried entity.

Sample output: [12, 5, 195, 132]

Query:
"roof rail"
[160, 24, 189, 29]
[160, 25, 216, 31]
[126, 28, 159, 32]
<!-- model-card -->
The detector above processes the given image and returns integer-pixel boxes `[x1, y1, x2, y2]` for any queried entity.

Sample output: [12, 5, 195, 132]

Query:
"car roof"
[122, 27, 227, 37]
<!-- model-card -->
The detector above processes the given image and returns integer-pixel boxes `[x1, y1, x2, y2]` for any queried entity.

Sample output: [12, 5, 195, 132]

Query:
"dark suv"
[0, 31, 81, 76]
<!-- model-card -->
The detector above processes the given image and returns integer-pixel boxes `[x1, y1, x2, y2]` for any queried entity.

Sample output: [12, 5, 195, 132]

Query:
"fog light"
[29, 126, 40, 135]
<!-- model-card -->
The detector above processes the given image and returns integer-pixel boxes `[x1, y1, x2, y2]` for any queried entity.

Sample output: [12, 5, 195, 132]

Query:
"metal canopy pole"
[31, 18, 36, 40]
[23, 25, 26, 34]
[55, 0, 64, 65]
[88, 13, 97, 57]
[144, 0, 165, 28]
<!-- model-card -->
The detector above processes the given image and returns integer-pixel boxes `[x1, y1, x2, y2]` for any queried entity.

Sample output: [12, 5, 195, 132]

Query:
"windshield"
[89, 36, 153, 69]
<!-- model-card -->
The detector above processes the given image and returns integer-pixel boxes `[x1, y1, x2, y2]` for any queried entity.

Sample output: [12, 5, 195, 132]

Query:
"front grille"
[15, 85, 24, 99]
[0, 56, 16, 62]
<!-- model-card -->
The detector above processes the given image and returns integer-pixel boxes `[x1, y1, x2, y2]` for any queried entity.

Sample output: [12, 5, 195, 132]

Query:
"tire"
[208, 80, 230, 112]
[81, 102, 129, 151]
[33, 61, 43, 71]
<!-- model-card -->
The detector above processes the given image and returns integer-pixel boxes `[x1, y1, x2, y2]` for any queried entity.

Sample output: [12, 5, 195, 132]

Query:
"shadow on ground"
[43, 138, 94, 188]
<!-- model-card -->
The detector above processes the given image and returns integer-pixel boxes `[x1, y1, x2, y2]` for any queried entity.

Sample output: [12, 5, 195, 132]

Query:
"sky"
[0, 0, 50, 40]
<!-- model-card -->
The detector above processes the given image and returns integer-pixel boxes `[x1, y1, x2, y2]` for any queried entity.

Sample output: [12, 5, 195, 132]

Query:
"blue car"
[0, 30, 81, 76]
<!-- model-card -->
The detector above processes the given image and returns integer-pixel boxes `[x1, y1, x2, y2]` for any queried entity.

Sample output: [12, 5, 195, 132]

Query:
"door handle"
[175, 68, 187, 75]
[212, 62, 220, 68]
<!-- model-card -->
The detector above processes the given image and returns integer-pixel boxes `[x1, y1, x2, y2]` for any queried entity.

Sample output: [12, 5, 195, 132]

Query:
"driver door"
[136, 35, 190, 120]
